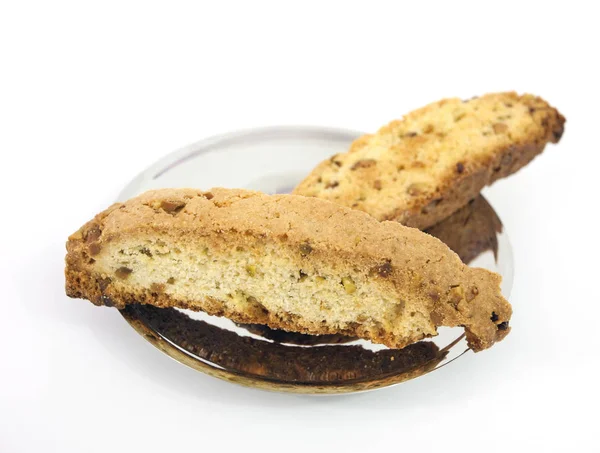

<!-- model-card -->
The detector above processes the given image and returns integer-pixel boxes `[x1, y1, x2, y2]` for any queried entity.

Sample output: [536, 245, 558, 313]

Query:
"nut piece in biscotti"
[65, 188, 512, 351]
[293, 92, 565, 229]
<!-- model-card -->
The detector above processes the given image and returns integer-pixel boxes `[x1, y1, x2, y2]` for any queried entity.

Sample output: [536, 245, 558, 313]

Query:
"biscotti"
[293, 92, 565, 229]
[65, 188, 512, 351]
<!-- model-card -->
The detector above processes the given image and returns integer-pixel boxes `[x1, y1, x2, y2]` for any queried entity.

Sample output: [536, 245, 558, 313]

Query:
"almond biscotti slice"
[65, 188, 511, 351]
[293, 92, 565, 229]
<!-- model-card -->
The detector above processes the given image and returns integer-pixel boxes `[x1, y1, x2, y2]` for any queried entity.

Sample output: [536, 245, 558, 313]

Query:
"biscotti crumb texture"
[293, 92, 565, 229]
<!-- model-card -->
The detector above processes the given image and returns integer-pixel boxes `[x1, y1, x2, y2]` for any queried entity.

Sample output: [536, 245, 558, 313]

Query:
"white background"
[1, 1, 599, 452]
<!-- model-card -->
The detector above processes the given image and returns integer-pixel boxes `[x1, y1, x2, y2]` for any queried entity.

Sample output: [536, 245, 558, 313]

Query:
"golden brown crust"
[65, 188, 512, 351]
[293, 92, 565, 229]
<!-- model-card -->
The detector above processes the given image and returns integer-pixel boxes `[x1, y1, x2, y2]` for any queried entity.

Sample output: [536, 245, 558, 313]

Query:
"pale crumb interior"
[94, 238, 437, 343]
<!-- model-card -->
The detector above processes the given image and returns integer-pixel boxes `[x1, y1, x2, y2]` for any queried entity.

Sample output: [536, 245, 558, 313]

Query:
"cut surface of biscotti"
[65, 188, 512, 351]
[293, 92, 565, 229]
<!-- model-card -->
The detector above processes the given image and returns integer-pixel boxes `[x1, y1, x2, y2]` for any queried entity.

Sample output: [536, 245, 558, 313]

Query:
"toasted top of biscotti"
[293, 92, 565, 229]
[66, 188, 511, 351]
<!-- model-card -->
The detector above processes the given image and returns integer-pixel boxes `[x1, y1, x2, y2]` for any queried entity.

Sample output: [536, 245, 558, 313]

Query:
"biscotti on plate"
[293, 92, 565, 229]
[65, 188, 511, 351]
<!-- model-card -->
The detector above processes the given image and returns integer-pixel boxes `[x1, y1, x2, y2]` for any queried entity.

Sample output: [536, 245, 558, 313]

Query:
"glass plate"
[118, 126, 514, 394]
